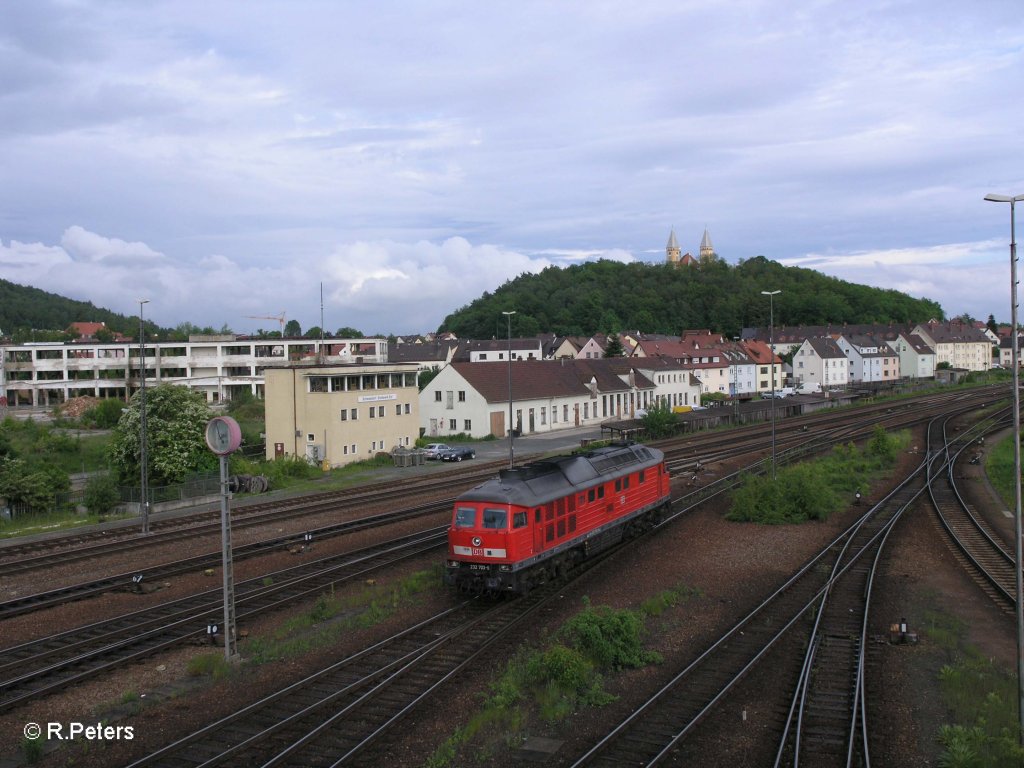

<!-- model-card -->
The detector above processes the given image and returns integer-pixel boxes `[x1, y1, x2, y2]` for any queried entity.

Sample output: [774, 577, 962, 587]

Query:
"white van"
[795, 382, 822, 394]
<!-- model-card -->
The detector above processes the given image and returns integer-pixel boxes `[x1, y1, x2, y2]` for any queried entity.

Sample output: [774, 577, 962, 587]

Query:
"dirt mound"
[58, 396, 102, 419]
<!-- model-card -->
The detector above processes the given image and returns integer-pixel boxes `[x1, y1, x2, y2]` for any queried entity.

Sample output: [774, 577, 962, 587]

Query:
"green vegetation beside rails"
[984, 432, 1017, 510]
[923, 609, 1024, 767]
[726, 426, 908, 524]
[237, 565, 441, 666]
[426, 586, 702, 768]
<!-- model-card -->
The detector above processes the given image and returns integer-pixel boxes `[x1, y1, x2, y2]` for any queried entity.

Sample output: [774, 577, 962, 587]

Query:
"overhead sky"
[2, 1, 1023, 336]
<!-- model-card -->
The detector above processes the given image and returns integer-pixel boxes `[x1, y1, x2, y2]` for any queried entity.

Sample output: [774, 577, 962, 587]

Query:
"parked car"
[440, 445, 476, 462]
[423, 443, 451, 460]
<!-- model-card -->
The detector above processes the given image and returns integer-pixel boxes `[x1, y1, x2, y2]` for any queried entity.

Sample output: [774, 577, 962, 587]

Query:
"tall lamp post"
[984, 192, 1024, 744]
[502, 311, 516, 469]
[761, 290, 781, 480]
[138, 299, 150, 535]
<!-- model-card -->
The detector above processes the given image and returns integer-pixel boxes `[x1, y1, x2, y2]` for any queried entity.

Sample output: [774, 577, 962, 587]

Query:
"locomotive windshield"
[482, 508, 508, 529]
[454, 507, 476, 528]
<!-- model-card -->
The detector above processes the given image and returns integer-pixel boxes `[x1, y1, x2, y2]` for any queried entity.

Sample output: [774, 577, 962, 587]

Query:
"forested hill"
[0, 279, 170, 340]
[439, 256, 944, 339]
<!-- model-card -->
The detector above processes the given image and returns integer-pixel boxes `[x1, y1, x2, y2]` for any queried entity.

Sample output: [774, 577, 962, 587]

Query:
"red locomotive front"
[445, 442, 670, 594]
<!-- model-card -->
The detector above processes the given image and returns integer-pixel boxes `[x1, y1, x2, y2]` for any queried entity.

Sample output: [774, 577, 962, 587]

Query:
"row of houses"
[0, 319, 1003, 469]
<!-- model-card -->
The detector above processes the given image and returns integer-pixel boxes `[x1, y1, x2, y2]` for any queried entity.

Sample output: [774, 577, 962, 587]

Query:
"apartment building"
[0, 335, 387, 407]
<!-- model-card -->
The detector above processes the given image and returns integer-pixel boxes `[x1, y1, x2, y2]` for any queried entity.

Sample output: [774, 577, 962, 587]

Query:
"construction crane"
[245, 312, 287, 335]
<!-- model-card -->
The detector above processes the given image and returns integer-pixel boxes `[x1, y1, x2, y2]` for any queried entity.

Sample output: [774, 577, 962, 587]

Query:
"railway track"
[927, 420, 1018, 611]
[0, 500, 451, 619]
[0, 387, 1006, 745]
[770, 410, 1003, 768]
[0, 529, 446, 713]
[569, 405, 995, 767]
[124, 586, 561, 767]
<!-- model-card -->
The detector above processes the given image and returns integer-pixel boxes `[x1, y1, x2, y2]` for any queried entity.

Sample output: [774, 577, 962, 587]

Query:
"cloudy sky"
[2, 1, 1023, 335]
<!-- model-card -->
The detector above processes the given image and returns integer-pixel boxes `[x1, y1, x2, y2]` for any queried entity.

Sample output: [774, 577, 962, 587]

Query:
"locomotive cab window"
[454, 507, 476, 528]
[513, 511, 528, 529]
[588, 489, 595, 502]
[483, 508, 508, 529]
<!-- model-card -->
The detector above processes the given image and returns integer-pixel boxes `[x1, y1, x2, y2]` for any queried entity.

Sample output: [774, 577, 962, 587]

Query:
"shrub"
[86, 399, 127, 429]
[559, 603, 662, 670]
[83, 473, 120, 517]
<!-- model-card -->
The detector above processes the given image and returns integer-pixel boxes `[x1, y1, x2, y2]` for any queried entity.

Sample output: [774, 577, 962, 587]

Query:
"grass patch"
[0, 508, 133, 539]
[186, 652, 235, 680]
[244, 566, 441, 664]
[985, 433, 1017, 510]
[923, 607, 1024, 766]
[426, 597, 675, 767]
[726, 426, 908, 524]
[0, 417, 112, 474]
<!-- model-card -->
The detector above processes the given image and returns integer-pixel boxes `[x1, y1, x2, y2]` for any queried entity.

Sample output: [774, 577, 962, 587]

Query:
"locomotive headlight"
[447, 560, 460, 567]
[499, 564, 512, 571]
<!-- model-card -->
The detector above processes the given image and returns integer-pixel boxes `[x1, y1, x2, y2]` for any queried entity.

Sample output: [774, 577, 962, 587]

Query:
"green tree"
[334, 326, 364, 338]
[85, 399, 126, 429]
[108, 385, 216, 486]
[986, 314, 998, 335]
[283, 319, 302, 337]
[83, 473, 120, 517]
[604, 336, 625, 357]
[0, 457, 70, 511]
[640, 401, 678, 438]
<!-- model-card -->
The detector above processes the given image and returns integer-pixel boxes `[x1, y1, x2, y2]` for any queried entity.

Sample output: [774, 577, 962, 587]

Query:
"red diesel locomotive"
[444, 442, 671, 594]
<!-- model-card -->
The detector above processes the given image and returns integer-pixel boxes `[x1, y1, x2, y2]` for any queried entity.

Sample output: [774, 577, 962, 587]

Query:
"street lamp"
[984, 192, 1024, 744]
[502, 311, 516, 469]
[138, 299, 150, 535]
[761, 290, 781, 480]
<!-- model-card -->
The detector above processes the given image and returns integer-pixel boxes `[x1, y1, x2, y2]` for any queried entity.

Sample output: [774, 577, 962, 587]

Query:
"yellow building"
[264, 361, 421, 467]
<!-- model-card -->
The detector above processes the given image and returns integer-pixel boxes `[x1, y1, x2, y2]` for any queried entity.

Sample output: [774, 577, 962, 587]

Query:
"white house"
[887, 333, 936, 379]
[912, 322, 992, 371]
[792, 337, 849, 389]
[836, 334, 901, 383]
[418, 359, 658, 439]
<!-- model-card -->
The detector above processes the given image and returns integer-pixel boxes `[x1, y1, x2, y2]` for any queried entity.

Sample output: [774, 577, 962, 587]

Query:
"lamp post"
[761, 290, 781, 480]
[984, 192, 1024, 744]
[138, 299, 150, 535]
[502, 311, 516, 469]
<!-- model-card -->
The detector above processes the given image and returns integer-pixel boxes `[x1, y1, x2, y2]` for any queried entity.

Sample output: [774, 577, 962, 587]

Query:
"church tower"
[699, 227, 715, 261]
[666, 228, 681, 265]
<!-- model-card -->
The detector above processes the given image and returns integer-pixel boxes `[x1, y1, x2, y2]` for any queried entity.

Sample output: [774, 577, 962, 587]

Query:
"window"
[306, 433, 315, 443]
[350, 408, 358, 420]
[588, 489, 595, 502]
[435, 391, 442, 402]
[483, 508, 507, 529]
[340, 410, 347, 421]
[464, 420, 472, 431]
[449, 419, 457, 430]
[458, 390, 466, 402]
[513, 511, 528, 529]
[378, 405, 385, 417]
[597, 486, 605, 499]
[455, 507, 476, 528]
[396, 405, 402, 416]
[404, 403, 411, 414]
[369, 408, 375, 419]
[639, 470, 645, 483]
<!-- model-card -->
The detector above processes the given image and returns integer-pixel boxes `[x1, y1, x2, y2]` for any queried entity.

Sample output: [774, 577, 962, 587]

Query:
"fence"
[3, 471, 221, 520]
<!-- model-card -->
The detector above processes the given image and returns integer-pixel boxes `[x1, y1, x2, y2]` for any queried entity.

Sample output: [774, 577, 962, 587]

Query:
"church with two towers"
[666, 227, 714, 266]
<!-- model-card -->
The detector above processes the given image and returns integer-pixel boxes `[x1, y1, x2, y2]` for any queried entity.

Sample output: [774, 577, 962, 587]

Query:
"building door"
[528, 408, 535, 432]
